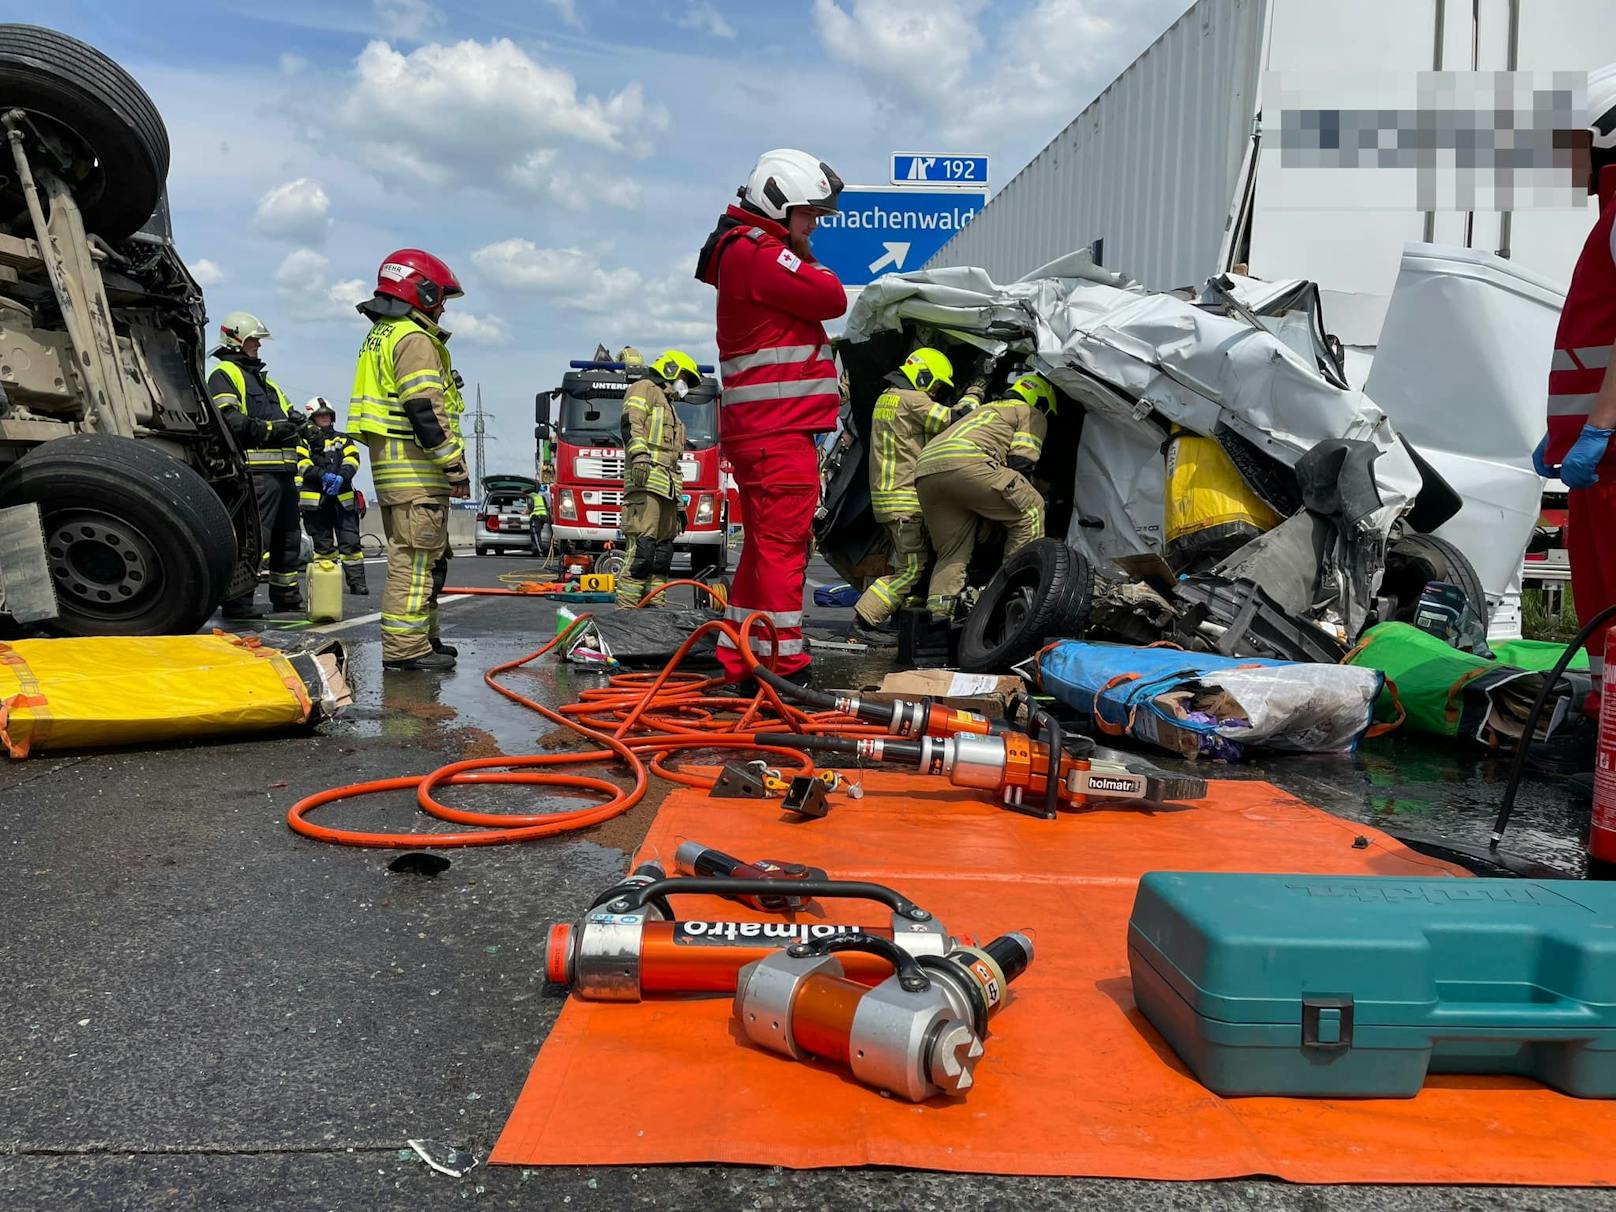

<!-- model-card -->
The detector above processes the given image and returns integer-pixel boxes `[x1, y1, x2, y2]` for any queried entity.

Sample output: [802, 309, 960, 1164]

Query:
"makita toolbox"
[1127, 873, 1616, 1098]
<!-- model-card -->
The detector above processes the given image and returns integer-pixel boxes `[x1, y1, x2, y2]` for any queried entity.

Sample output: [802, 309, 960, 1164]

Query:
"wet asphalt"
[0, 553, 1603, 1211]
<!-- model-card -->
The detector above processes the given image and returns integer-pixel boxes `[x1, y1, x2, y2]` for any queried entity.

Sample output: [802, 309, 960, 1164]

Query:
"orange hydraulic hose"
[286, 603, 882, 849]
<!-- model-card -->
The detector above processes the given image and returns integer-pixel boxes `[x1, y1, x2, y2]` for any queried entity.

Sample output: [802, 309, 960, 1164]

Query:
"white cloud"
[676, 2, 736, 39]
[373, 0, 446, 42]
[273, 249, 368, 322]
[542, 0, 585, 30]
[471, 239, 709, 345]
[278, 53, 308, 76]
[445, 310, 512, 346]
[190, 258, 226, 287]
[252, 178, 334, 245]
[813, 0, 1168, 144]
[329, 39, 667, 202]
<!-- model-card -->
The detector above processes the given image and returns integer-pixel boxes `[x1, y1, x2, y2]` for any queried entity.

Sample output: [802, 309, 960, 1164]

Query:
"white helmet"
[741, 149, 844, 221]
[1590, 63, 1616, 151]
[218, 310, 271, 351]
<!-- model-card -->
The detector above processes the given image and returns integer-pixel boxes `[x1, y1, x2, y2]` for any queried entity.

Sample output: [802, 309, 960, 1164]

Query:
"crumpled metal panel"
[844, 258, 1424, 633]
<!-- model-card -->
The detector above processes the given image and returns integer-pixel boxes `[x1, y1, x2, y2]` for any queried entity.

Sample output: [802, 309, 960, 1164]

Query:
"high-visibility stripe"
[1553, 350, 1580, 372]
[1549, 392, 1600, 416]
[339, 552, 364, 563]
[725, 604, 802, 628]
[1010, 432, 1044, 456]
[715, 632, 806, 656]
[720, 344, 832, 377]
[247, 450, 300, 467]
[1576, 345, 1613, 370]
[721, 377, 841, 405]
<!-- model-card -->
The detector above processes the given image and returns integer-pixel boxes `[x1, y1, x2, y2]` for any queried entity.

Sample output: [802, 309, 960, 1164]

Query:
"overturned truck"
[818, 252, 1484, 672]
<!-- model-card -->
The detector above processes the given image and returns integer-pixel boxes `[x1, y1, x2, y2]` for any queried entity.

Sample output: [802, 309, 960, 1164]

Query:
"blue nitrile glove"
[322, 472, 344, 496]
[1561, 424, 1615, 489]
[1532, 433, 1560, 478]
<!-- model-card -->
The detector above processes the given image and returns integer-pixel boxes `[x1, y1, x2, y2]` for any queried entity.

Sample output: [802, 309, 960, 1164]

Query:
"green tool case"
[1127, 873, 1616, 1098]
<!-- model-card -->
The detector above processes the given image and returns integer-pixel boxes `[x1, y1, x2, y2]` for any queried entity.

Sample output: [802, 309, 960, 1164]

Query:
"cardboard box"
[854, 669, 1025, 719]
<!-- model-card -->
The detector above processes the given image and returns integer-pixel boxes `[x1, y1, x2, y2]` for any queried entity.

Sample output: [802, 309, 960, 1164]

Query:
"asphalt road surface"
[0, 553, 1598, 1210]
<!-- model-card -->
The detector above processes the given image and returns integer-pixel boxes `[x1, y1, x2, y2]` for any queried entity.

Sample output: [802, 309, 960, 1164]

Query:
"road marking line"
[305, 593, 476, 634]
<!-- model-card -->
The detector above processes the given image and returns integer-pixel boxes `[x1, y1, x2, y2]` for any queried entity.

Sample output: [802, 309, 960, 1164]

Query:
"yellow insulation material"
[1164, 431, 1282, 543]
[0, 633, 311, 758]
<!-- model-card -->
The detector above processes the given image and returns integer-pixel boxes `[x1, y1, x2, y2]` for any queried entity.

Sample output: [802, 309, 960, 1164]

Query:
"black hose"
[1490, 602, 1616, 847]
[753, 730, 925, 765]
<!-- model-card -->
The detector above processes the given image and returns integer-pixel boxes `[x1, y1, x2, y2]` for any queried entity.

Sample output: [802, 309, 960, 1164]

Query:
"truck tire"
[958, 538, 1093, 673]
[0, 435, 236, 635]
[0, 24, 170, 240]
[1382, 532, 1490, 631]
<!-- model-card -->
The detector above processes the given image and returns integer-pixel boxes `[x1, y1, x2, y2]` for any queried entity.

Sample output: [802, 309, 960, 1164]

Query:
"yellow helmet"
[899, 347, 954, 393]
[651, 349, 701, 386]
[1008, 372, 1056, 414]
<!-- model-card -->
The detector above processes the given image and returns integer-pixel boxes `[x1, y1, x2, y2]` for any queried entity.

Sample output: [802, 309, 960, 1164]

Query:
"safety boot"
[430, 636, 459, 658]
[849, 614, 898, 648]
[383, 649, 457, 672]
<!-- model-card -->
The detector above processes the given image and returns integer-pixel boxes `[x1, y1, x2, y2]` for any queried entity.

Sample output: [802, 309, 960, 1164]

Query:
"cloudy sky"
[21, 0, 1190, 491]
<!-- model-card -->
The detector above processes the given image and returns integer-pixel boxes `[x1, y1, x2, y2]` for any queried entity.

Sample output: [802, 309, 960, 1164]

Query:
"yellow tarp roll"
[0, 633, 312, 758]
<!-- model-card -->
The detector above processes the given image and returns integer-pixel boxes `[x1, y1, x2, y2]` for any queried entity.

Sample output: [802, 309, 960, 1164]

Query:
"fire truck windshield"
[557, 392, 717, 448]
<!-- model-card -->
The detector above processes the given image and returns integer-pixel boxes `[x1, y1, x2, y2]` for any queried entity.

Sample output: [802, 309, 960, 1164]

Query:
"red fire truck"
[537, 358, 729, 572]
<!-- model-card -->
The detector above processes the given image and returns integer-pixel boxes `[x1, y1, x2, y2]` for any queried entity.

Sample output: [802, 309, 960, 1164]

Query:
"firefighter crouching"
[347, 248, 470, 673]
[850, 347, 962, 647]
[914, 371, 1057, 622]
[208, 310, 305, 620]
[617, 349, 699, 607]
[297, 398, 368, 595]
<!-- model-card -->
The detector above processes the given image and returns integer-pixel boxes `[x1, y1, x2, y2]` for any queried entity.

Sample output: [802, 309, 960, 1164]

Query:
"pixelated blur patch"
[1262, 70, 1590, 211]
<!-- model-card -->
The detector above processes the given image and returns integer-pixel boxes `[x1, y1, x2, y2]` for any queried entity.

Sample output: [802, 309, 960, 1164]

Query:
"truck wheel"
[958, 538, 1093, 673]
[0, 25, 170, 240]
[0, 435, 236, 635]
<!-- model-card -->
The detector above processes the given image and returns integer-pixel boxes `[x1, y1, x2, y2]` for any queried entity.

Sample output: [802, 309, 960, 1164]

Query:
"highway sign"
[812, 186, 989, 288]
[891, 152, 989, 185]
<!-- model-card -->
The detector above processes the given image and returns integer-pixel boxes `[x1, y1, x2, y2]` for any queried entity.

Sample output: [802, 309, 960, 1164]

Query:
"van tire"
[959, 538, 1093, 673]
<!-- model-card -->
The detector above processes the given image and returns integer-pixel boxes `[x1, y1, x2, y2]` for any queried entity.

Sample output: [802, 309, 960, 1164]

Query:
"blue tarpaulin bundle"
[1037, 641, 1387, 759]
[812, 583, 861, 608]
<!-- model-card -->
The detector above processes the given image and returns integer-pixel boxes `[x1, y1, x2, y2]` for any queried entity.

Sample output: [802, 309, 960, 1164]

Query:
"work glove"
[321, 472, 345, 497]
[1561, 423, 1614, 490]
[958, 378, 988, 409]
[265, 419, 301, 445]
[1007, 455, 1037, 477]
[626, 459, 650, 490]
[1532, 434, 1559, 479]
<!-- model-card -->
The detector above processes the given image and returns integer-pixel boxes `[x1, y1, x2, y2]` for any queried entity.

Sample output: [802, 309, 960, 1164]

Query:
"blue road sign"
[892, 153, 989, 185]
[812, 186, 989, 288]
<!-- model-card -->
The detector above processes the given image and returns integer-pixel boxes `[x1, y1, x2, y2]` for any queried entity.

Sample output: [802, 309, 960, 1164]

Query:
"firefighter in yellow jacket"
[914, 371, 1056, 622]
[346, 249, 470, 671]
[850, 347, 960, 646]
[616, 350, 699, 606]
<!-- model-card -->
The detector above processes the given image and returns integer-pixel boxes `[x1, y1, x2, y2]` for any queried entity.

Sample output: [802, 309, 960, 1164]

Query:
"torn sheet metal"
[845, 254, 1424, 635]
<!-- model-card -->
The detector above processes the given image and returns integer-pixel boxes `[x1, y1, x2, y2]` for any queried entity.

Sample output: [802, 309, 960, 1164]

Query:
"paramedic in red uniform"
[697, 149, 846, 686]
[1535, 65, 1616, 737]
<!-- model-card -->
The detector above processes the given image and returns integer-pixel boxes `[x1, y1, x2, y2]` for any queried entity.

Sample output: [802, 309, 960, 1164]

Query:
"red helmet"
[374, 248, 463, 311]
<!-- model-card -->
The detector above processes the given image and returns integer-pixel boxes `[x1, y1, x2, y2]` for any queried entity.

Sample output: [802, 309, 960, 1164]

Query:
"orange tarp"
[493, 773, 1616, 1185]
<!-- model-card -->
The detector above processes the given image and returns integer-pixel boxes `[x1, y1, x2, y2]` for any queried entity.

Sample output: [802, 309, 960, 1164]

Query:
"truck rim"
[44, 507, 160, 616]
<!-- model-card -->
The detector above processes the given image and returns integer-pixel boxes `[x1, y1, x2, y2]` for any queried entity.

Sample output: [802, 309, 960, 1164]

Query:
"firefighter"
[208, 311, 305, 619]
[617, 349, 699, 607]
[528, 484, 551, 554]
[296, 398, 367, 595]
[1533, 64, 1616, 776]
[696, 148, 846, 685]
[850, 347, 958, 646]
[914, 371, 1056, 622]
[346, 248, 470, 672]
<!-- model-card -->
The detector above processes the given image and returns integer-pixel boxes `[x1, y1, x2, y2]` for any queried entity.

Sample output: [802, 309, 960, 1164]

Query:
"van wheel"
[0, 435, 234, 635]
[959, 539, 1093, 673]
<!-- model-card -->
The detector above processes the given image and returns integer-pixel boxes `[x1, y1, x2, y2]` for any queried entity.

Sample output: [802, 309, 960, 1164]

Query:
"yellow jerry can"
[307, 558, 344, 624]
